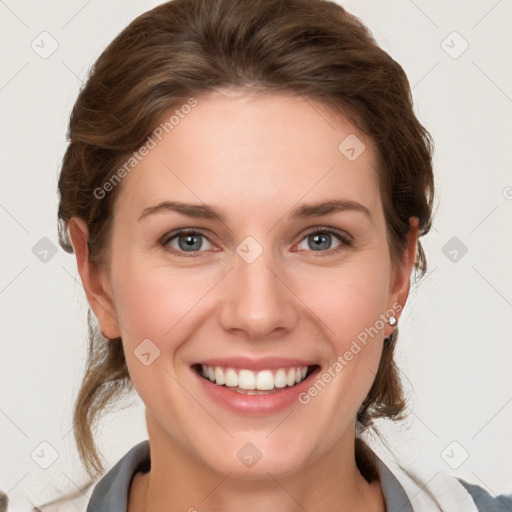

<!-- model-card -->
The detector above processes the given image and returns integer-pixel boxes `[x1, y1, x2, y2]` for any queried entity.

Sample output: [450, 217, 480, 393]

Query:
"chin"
[195, 432, 315, 480]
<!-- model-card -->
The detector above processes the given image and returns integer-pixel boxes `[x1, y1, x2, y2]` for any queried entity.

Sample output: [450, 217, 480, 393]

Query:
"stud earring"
[384, 316, 397, 347]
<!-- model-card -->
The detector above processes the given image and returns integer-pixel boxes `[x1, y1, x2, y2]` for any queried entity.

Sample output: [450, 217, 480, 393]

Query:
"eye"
[160, 227, 353, 258]
[161, 230, 215, 256]
[296, 227, 353, 254]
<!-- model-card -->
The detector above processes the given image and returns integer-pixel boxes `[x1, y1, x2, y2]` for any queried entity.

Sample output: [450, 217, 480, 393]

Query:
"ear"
[68, 218, 121, 339]
[385, 217, 419, 335]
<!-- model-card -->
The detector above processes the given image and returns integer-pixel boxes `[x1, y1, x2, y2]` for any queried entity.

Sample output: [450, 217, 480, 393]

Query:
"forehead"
[115, 91, 382, 223]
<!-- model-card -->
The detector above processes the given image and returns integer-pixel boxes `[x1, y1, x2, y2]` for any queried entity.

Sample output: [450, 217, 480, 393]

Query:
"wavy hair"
[34, 0, 434, 508]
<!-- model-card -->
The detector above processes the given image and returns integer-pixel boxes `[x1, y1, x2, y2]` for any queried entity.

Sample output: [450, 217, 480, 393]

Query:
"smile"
[196, 364, 314, 394]
[191, 357, 321, 414]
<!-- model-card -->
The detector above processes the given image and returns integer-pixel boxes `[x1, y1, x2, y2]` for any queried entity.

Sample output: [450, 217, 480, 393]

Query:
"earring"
[384, 316, 397, 347]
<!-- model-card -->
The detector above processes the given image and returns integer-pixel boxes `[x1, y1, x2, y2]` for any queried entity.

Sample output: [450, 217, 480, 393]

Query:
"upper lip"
[193, 357, 317, 371]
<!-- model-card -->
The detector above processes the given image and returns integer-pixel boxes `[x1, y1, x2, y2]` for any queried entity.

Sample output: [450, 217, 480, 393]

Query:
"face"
[79, 89, 414, 479]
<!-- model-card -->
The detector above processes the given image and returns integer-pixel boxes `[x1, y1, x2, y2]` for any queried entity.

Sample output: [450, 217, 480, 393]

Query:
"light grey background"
[1, 1, 511, 510]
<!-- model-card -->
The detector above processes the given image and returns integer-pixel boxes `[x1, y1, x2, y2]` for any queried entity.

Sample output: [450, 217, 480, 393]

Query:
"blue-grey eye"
[178, 233, 202, 251]
[164, 231, 213, 252]
[298, 230, 345, 252]
[310, 233, 332, 251]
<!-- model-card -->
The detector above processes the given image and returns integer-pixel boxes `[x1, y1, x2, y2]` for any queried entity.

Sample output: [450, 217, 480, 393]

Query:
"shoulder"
[32, 441, 150, 512]
[457, 477, 512, 512]
[362, 440, 512, 512]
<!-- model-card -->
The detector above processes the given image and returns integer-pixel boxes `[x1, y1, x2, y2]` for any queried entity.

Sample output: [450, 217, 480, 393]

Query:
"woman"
[33, 0, 511, 510]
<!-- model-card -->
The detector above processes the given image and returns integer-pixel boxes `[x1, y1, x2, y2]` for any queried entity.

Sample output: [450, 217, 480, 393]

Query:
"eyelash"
[159, 227, 353, 258]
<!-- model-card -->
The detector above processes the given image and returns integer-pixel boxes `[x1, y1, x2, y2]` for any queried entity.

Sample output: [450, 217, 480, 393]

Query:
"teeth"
[286, 368, 296, 387]
[214, 367, 225, 385]
[274, 369, 287, 388]
[199, 364, 310, 390]
[239, 369, 256, 390]
[225, 368, 238, 387]
[256, 370, 274, 391]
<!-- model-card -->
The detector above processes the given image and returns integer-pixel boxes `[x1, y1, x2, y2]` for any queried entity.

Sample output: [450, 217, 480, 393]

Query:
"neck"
[137, 468, 385, 512]
[139, 475, 385, 512]
[129, 426, 386, 512]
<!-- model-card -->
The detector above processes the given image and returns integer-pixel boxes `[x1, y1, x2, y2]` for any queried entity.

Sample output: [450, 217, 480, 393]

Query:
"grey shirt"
[84, 440, 511, 512]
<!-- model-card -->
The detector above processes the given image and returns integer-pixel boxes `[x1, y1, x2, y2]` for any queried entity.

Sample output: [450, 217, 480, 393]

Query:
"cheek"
[110, 250, 215, 339]
[295, 256, 391, 344]
[109, 259, 222, 398]
[293, 260, 390, 440]
[110, 263, 206, 406]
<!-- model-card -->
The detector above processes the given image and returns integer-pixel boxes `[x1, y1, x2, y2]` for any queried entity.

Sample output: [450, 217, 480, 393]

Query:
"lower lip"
[192, 366, 320, 415]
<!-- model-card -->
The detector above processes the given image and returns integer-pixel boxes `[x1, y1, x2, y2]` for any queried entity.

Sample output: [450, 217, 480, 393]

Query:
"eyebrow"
[138, 199, 372, 222]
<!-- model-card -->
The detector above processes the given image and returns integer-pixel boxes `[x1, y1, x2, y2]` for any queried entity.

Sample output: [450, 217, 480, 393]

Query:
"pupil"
[310, 233, 330, 251]
[179, 234, 202, 251]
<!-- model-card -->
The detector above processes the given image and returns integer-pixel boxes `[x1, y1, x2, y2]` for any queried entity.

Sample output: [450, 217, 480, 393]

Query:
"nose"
[218, 248, 299, 340]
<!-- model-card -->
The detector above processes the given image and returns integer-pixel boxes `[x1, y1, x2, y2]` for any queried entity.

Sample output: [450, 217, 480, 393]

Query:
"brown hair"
[39, 0, 435, 506]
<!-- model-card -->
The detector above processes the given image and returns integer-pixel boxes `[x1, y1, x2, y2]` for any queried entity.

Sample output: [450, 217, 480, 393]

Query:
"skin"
[69, 88, 418, 512]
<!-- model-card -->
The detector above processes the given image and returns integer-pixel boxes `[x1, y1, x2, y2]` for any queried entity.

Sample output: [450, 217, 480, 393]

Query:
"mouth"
[192, 363, 320, 395]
